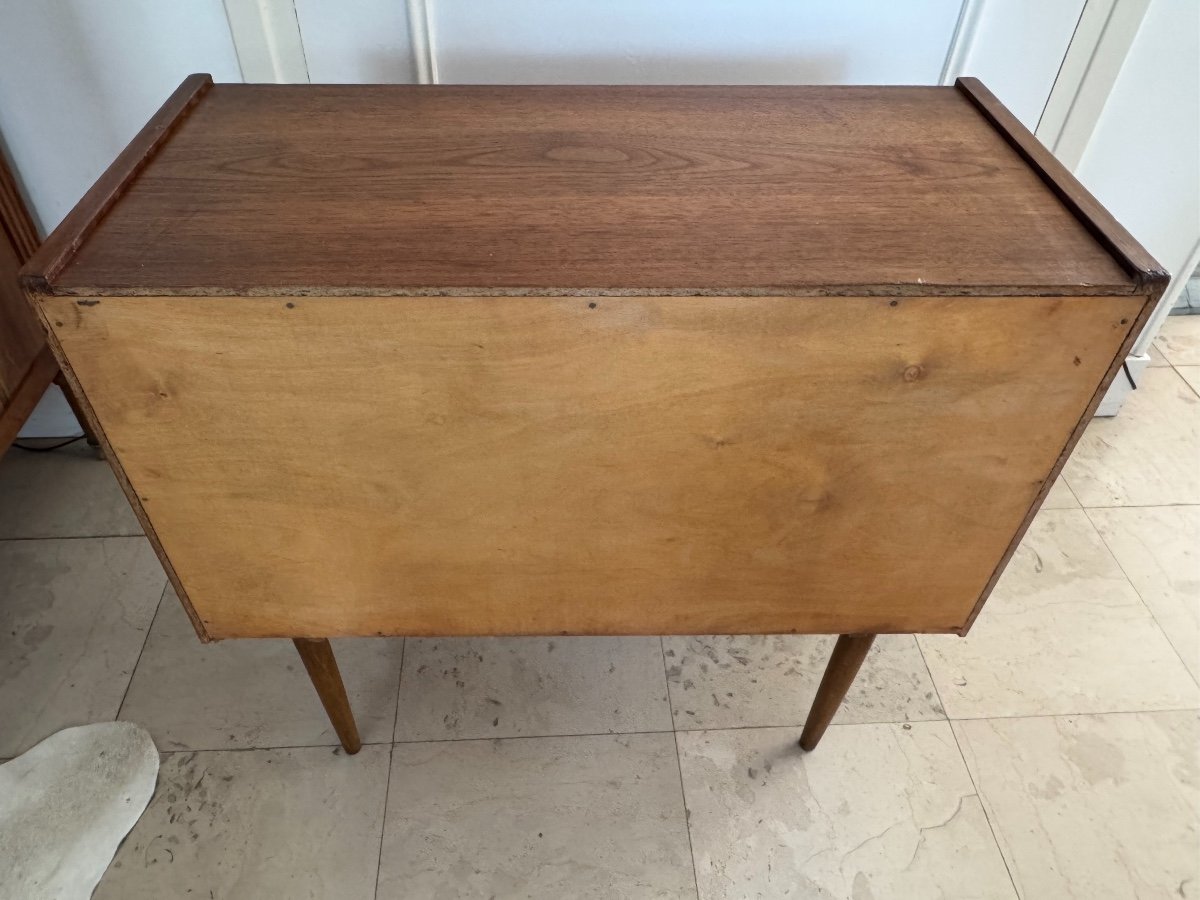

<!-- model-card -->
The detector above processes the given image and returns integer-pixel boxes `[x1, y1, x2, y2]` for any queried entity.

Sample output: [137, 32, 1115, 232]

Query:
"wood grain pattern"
[0, 147, 39, 261]
[0, 227, 44, 409]
[958, 280, 1157, 634]
[42, 292, 1143, 640]
[955, 78, 1168, 295]
[32, 297, 212, 641]
[0, 146, 49, 447]
[20, 74, 212, 294]
[34, 83, 1137, 298]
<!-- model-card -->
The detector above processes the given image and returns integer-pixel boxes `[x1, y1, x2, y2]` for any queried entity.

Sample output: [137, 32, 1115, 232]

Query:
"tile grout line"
[661, 636, 702, 900]
[374, 637, 405, 900]
[115, 579, 168, 721]
[915, 638, 1021, 900]
[945, 705, 1200, 722]
[150, 705, 1200, 755]
[1060, 476, 1082, 509]
[390, 638, 407, 744]
[1176, 363, 1200, 399]
[1070, 501, 1200, 511]
[0, 532, 145, 542]
[1081, 508, 1200, 691]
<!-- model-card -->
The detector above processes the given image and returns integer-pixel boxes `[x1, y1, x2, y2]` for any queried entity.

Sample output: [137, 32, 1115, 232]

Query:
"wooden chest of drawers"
[22, 77, 1165, 751]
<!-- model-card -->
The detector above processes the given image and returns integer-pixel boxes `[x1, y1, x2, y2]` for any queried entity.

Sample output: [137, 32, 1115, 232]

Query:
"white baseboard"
[1094, 352, 1151, 418]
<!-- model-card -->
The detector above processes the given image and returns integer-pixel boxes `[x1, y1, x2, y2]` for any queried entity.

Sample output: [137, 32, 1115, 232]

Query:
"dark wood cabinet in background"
[0, 144, 95, 451]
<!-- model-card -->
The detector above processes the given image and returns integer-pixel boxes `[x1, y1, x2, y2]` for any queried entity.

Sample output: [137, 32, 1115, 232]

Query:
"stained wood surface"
[36, 84, 1139, 298]
[20, 74, 213, 295]
[42, 292, 1143, 639]
[955, 78, 1168, 293]
[0, 146, 50, 446]
[0, 344, 57, 452]
[0, 232, 43, 408]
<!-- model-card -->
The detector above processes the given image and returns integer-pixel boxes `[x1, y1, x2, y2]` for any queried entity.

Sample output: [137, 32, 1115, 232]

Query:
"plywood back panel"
[43, 293, 1142, 639]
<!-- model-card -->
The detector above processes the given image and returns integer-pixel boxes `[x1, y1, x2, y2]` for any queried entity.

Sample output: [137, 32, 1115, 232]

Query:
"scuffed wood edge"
[956, 76, 1169, 295]
[957, 289, 1158, 635]
[36, 281, 1142, 299]
[29, 293, 215, 643]
[19, 74, 214, 294]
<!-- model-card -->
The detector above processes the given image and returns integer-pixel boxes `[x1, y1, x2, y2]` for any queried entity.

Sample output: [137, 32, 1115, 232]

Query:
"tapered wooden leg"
[293, 638, 362, 754]
[798, 633, 876, 751]
[54, 372, 101, 451]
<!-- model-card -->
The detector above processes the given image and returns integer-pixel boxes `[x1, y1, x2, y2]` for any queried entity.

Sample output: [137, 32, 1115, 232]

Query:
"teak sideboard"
[22, 77, 1166, 754]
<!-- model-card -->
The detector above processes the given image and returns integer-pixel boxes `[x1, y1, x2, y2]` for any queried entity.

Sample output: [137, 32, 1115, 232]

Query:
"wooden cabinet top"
[25, 76, 1163, 299]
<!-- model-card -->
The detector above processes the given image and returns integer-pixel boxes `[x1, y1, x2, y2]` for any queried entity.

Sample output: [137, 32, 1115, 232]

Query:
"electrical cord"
[11, 434, 86, 452]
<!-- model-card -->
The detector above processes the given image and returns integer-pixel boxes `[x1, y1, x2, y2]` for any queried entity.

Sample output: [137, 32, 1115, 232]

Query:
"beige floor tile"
[378, 733, 695, 899]
[94, 745, 389, 899]
[1088, 505, 1200, 682]
[1063, 367, 1200, 506]
[663, 634, 943, 731]
[0, 443, 140, 539]
[955, 711, 1199, 900]
[1178, 365, 1200, 395]
[677, 722, 1015, 900]
[394, 636, 671, 741]
[1147, 341, 1171, 367]
[1155, 315, 1200, 366]
[919, 509, 1199, 718]
[1040, 476, 1080, 509]
[120, 591, 402, 750]
[0, 538, 164, 757]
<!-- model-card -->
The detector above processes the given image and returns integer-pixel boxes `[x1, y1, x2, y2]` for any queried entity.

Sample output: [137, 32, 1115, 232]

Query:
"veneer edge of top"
[20, 75, 1166, 301]
[954, 76, 1168, 301]
[19, 73, 215, 297]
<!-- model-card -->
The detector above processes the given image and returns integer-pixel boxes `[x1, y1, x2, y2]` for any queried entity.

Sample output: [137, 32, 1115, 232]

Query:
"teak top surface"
[33, 81, 1146, 298]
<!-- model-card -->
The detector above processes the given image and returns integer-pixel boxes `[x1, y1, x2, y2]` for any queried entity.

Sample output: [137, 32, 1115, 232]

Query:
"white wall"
[295, 0, 415, 83]
[294, 0, 966, 86]
[0, 0, 241, 236]
[1074, 0, 1199, 304]
[430, 1, 960, 85]
[0, 0, 241, 437]
[953, 0, 1087, 130]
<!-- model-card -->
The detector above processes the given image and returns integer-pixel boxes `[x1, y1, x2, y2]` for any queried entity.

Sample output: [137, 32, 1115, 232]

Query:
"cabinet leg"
[293, 638, 362, 754]
[799, 633, 876, 752]
[54, 372, 101, 452]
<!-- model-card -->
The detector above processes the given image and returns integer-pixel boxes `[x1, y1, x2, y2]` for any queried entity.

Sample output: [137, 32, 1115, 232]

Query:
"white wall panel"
[0, 0, 241, 234]
[1076, 0, 1198, 280]
[431, 0, 962, 85]
[294, 0, 416, 83]
[1075, 0, 1199, 354]
[955, 0, 1087, 130]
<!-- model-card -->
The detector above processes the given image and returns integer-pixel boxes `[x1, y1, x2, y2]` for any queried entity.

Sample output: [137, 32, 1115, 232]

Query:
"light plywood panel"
[43, 293, 1141, 639]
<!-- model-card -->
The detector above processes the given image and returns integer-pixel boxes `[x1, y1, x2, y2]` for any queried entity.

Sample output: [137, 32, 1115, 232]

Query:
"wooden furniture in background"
[0, 145, 97, 452]
[22, 77, 1166, 753]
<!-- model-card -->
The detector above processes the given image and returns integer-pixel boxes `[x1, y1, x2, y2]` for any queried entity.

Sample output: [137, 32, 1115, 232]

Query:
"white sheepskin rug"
[0, 722, 158, 899]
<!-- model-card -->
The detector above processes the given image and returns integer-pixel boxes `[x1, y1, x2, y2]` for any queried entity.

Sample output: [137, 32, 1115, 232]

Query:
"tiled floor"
[1169, 274, 1200, 315]
[2, 316, 1197, 899]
